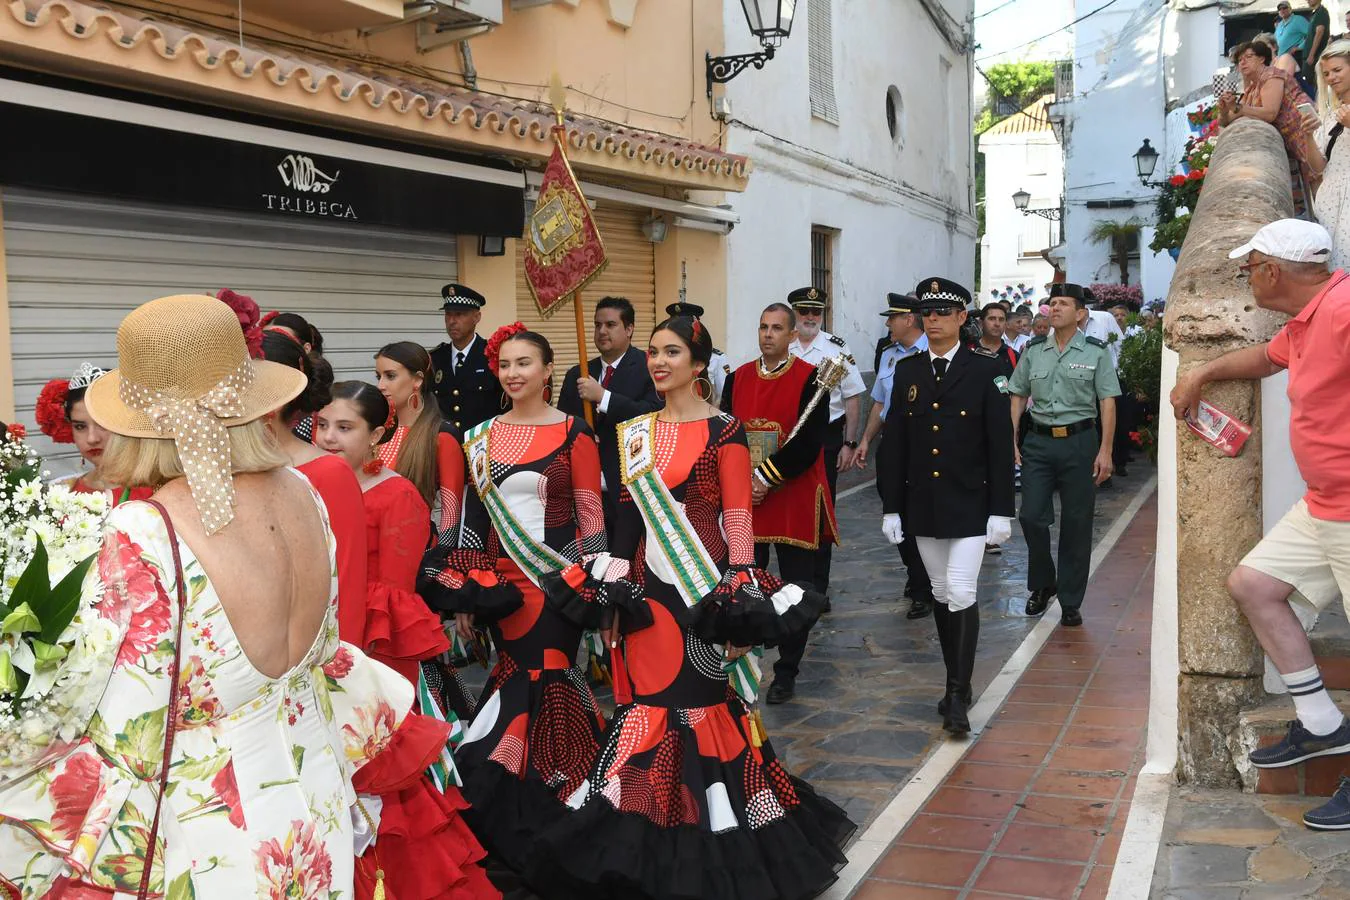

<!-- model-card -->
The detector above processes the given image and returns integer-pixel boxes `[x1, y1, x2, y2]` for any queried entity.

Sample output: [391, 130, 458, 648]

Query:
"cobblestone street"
[762, 463, 1158, 831]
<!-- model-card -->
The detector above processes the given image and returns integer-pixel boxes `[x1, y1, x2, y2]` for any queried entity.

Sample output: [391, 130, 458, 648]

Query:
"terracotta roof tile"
[6, 0, 751, 187]
[983, 94, 1055, 137]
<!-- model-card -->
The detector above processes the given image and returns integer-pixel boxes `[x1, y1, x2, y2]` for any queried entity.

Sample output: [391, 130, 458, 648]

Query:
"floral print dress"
[0, 478, 424, 899]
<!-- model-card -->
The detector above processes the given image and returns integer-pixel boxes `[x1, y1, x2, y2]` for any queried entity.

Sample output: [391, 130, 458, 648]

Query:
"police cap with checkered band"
[914, 277, 971, 313]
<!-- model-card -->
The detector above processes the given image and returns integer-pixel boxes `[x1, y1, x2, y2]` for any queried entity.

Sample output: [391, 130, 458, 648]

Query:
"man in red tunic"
[722, 302, 837, 704]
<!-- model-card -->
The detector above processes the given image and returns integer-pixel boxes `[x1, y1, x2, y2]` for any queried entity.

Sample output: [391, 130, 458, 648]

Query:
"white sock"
[1282, 665, 1345, 736]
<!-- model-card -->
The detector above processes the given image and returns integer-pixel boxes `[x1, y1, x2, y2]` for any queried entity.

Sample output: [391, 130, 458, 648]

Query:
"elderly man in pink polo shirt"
[1173, 218, 1350, 831]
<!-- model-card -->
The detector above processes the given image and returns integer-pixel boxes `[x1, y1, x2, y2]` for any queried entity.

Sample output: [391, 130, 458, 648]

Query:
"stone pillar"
[1167, 118, 1293, 787]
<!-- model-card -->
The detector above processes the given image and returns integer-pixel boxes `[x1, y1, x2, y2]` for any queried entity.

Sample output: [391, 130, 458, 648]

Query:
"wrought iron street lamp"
[706, 0, 796, 97]
[1134, 138, 1162, 185]
[1012, 188, 1062, 221]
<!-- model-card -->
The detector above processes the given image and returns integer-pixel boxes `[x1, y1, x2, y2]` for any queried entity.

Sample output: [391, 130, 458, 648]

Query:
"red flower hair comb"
[217, 289, 264, 359]
[485, 321, 528, 375]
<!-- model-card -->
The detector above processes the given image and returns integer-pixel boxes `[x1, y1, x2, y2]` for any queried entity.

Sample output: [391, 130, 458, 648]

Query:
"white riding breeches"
[915, 536, 986, 612]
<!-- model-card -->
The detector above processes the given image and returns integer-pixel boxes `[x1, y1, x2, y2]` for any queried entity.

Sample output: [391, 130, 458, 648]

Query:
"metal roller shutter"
[5, 189, 456, 474]
[516, 203, 656, 377]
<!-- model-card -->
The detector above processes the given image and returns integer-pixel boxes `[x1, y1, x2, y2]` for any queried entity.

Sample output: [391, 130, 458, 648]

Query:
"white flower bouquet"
[0, 426, 118, 778]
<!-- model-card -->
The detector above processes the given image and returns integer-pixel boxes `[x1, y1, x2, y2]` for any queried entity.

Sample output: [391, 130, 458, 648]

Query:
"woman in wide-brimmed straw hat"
[0, 295, 493, 899]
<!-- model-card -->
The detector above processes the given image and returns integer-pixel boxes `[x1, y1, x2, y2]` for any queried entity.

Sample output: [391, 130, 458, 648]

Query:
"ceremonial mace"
[780, 354, 849, 447]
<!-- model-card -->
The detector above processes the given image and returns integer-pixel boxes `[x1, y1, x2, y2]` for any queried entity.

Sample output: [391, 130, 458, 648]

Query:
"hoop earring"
[691, 376, 713, 402]
[410, 391, 422, 412]
[500, 391, 511, 410]
[544, 377, 554, 404]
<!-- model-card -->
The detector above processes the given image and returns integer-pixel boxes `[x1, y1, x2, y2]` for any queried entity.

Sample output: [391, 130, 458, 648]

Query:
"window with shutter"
[808, 0, 838, 123]
[811, 226, 835, 329]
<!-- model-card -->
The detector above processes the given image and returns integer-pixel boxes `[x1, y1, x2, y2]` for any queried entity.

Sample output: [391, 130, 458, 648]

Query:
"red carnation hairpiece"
[217, 289, 264, 359]
[485, 321, 528, 375]
[259, 310, 281, 329]
[35, 378, 73, 443]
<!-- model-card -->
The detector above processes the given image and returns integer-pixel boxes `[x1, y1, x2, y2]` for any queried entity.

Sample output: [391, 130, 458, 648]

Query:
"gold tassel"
[750, 709, 765, 748]
[372, 869, 386, 900]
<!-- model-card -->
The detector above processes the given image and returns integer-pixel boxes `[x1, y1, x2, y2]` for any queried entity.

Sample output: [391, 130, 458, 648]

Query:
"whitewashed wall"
[979, 128, 1062, 303]
[1061, 0, 1168, 289]
[721, 0, 978, 371]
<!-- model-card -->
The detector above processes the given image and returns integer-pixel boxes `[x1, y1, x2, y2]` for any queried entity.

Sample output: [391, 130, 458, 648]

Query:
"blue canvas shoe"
[1250, 718, 1350, 769]
[1305, 777, 1350, 830]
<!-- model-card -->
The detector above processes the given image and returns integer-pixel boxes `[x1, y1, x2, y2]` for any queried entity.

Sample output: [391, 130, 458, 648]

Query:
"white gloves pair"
[880, 514, 1013, 546]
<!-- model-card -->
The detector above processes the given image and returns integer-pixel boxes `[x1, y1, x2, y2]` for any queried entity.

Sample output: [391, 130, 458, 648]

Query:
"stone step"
[1312, 603, 1350, 691]
[1234, 690, 1350, 796]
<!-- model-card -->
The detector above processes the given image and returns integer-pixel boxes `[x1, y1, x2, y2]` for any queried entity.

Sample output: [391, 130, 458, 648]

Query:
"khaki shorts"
[1240, 499, 1350, 614]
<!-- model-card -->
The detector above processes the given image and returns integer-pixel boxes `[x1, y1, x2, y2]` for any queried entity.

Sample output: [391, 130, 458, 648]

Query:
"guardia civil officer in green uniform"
[1009, 282, 1121, 626]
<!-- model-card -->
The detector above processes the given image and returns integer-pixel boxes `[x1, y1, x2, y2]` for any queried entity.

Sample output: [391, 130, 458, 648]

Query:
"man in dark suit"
[429, 283, 503, 433]
[881, 277, 1015, 736]
[558, 296, 663, 524]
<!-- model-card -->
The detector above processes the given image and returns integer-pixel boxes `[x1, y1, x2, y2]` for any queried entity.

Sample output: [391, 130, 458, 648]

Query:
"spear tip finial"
[548, 73, 566, 127]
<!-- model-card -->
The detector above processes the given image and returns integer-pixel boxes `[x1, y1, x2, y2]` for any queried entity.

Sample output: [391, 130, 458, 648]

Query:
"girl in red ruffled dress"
[419, 325, 611, 895]
[531, 316, 853, 900]
[34, 362, 154, 506]
[315, 379, 497, 900]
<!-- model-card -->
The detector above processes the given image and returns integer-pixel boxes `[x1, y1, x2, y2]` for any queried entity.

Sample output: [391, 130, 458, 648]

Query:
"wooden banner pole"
[573, 290, 595, 428]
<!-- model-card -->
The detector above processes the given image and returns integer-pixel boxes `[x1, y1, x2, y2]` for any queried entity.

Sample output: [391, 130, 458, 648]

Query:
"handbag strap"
[138, 499, 190, 900]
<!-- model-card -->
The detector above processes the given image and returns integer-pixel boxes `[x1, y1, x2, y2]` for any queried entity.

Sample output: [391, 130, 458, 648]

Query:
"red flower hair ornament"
[485, 321, 528, 375]
[35, 378, 73, 443]
[217, 289, 264, 359]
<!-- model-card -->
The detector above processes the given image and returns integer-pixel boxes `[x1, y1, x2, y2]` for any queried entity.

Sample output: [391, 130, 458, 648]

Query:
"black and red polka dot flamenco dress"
[529, 415, 855, 900]
[420, 417, 610, 891]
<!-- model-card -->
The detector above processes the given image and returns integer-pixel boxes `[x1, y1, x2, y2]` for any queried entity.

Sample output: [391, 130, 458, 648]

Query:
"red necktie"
[601, 364, 614, 388]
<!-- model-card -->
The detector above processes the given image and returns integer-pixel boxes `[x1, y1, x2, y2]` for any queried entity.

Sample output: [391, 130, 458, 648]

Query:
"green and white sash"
[417, 669, 462, 789]
[464, 419, 570, 589]
[464, 420, 605, 669]
[618, 413, 763, 704]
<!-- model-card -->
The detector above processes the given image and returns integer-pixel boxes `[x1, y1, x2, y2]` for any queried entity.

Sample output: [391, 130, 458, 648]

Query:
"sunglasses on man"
[922, 308, 960, 318]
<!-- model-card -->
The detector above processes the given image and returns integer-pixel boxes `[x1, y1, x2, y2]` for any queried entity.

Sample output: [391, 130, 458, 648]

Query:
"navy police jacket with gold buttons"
[879, 344, 1016, 538]
[430, 335, 503, 434]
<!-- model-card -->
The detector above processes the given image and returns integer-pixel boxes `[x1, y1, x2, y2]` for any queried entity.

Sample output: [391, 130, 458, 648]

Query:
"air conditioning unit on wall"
[416, 0, 504, 50]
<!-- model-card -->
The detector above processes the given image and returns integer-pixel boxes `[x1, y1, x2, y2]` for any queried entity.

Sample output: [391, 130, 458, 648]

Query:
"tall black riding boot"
[934, 602, 973, 717]
[942, 604, 981, 737]
[933, 601, 953, 716]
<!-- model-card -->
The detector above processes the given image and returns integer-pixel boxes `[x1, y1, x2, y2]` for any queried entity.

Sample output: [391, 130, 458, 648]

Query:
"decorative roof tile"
[4, 0, 751, 188]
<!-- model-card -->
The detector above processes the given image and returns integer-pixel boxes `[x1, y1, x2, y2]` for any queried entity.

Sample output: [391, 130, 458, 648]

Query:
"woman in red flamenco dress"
[307, 376, 497, 900]
[419, 326, 611, 896]
[531, 316, 854, 900]
[34, 362, 153, 506]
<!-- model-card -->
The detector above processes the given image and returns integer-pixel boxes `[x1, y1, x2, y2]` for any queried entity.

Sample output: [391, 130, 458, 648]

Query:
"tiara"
[69, 362, 107, 391]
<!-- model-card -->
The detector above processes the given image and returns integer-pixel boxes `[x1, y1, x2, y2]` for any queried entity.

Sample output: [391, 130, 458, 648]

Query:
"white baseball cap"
[1228, 219, 1333, 263]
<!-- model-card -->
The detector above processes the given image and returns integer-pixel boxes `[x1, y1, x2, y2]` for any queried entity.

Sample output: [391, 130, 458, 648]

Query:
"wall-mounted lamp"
[706, 0, 796, 97]
[478, 235, 506, 257]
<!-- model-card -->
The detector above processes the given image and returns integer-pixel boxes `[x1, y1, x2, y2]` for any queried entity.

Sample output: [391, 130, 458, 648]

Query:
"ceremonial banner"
[523, 128, 608, 316]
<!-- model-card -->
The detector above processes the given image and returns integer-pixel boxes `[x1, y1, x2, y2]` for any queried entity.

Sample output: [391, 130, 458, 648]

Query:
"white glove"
[986, 515, 1012, 546]
[881, 513, 905, 545]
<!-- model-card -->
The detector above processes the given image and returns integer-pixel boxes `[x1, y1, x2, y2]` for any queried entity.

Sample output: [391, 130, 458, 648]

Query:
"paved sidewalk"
[847, 495, 1158, 899]
[759, 470, 1155, 829]
[1150, 788, 1350, 898]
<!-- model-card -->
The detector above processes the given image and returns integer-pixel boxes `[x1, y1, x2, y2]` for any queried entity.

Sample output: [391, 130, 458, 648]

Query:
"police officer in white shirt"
[788, 286, 866, 605]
